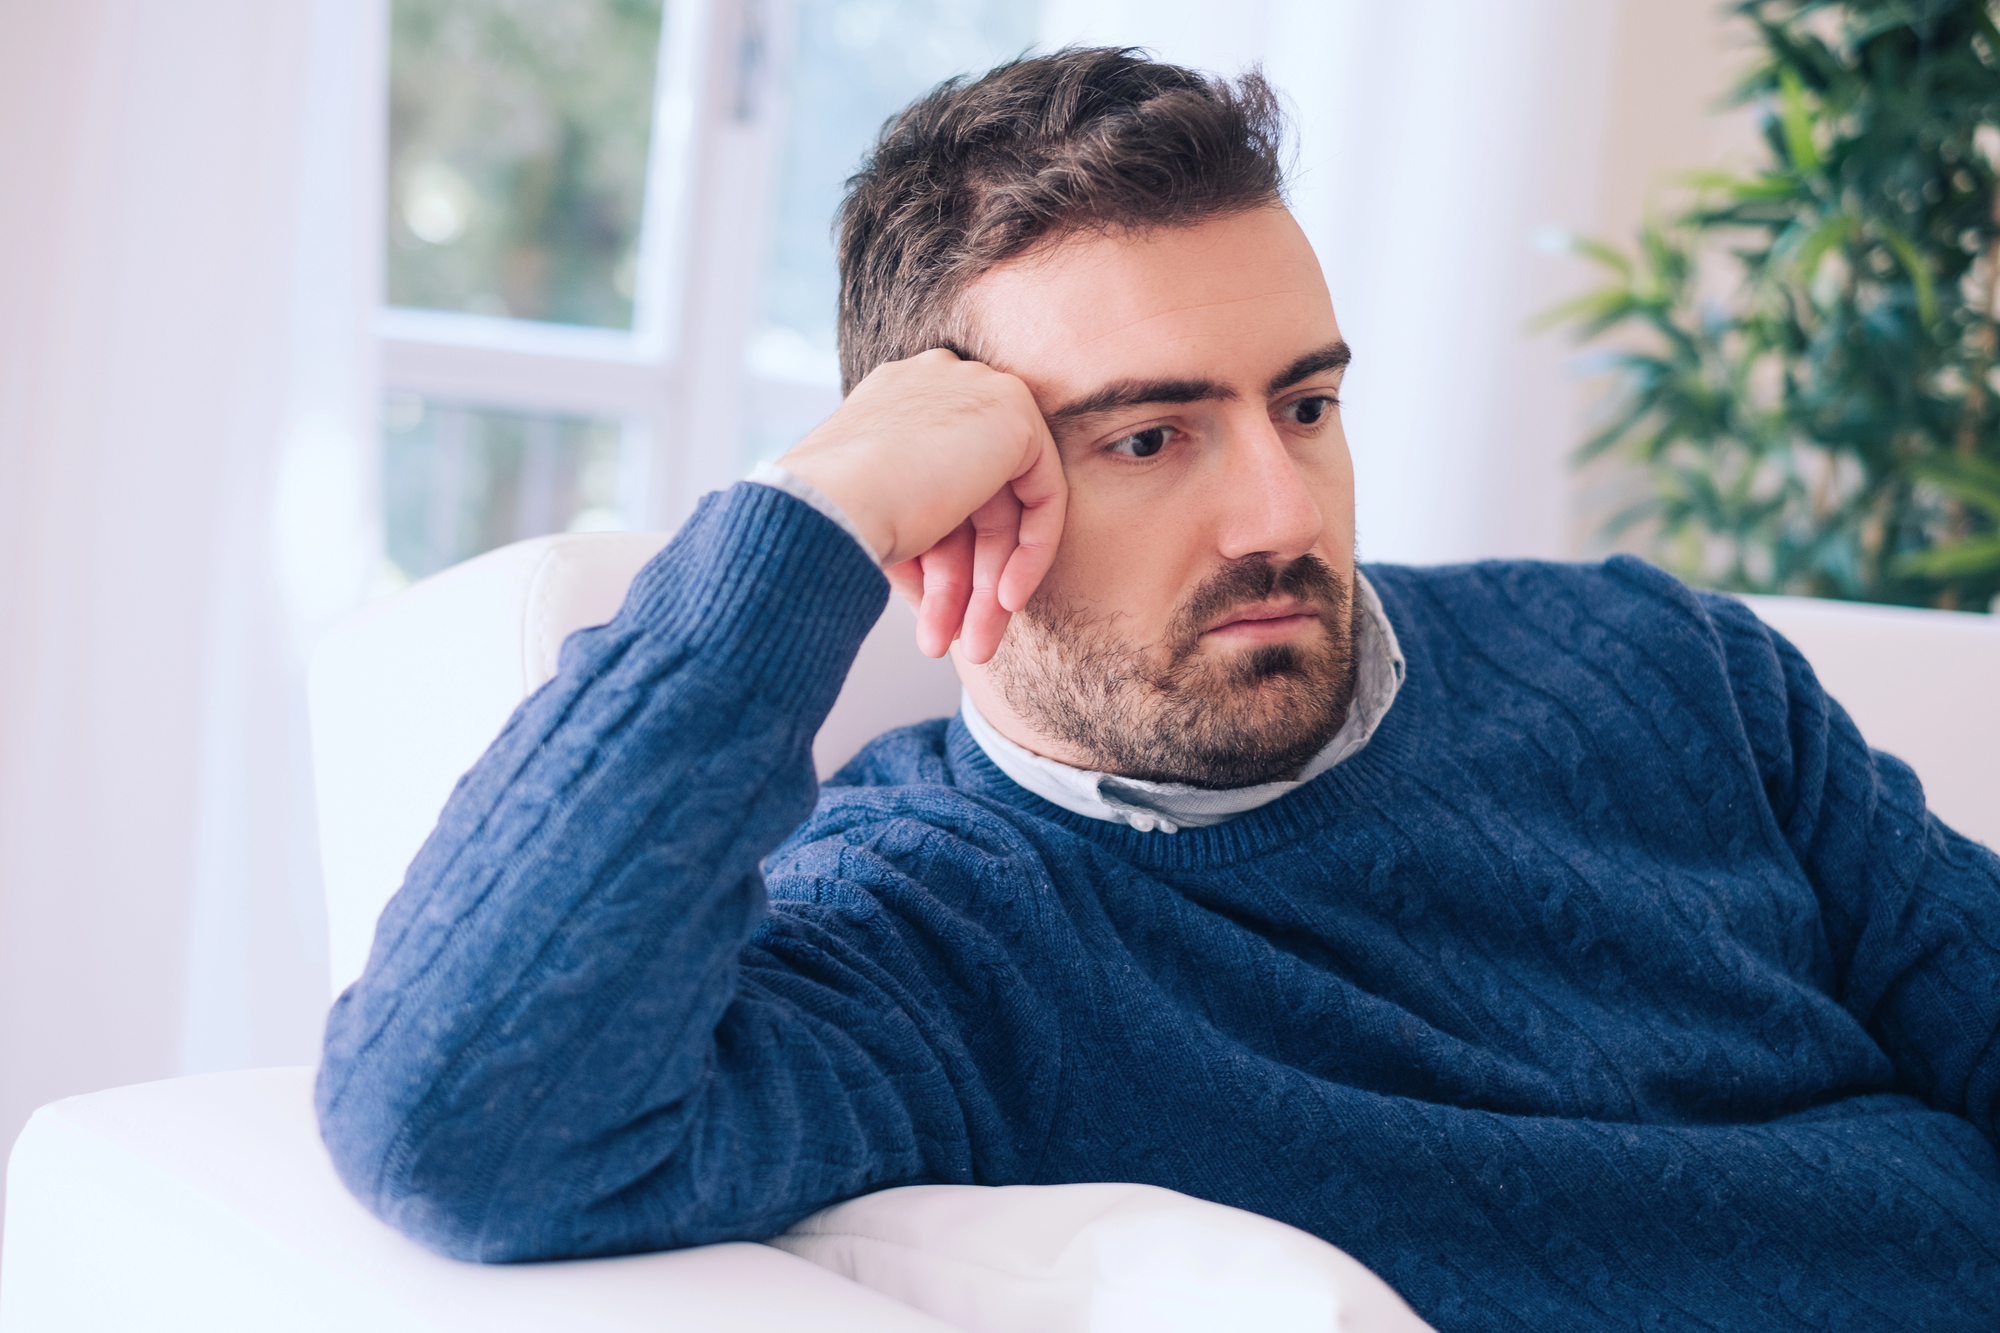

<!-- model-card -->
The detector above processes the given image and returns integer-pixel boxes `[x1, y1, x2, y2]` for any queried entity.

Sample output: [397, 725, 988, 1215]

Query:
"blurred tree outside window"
[387, 0, 665, 328]
[1553, 0, 2000, 612]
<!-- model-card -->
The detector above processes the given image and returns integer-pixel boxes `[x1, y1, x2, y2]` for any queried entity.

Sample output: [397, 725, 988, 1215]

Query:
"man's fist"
[778, 349, 1066, 665]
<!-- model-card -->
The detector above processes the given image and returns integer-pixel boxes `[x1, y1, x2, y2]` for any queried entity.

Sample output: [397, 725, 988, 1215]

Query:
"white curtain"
[0, 0, 379, 1193]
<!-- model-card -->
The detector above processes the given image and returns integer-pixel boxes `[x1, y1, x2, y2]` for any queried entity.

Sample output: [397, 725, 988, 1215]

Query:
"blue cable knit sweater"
[318, 482, 2000, 1330]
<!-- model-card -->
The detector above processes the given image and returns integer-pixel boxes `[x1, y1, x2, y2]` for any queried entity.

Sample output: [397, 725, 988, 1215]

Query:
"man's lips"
[1200, 601, 1322, 642]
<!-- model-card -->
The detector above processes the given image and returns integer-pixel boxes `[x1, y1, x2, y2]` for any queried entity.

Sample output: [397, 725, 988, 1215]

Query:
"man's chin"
[1221, 640, 1315, 686]
[1128, 680, 1346, 787]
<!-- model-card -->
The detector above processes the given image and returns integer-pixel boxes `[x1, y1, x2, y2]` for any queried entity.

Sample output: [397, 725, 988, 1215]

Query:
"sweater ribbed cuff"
[621, 482, 891, 727]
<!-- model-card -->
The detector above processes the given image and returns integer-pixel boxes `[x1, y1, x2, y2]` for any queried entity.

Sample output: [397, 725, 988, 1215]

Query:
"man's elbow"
[372, 1188, 517, 1263]
[314, 1077, 514, 1262]
[318, 1132, 573, 1263]
[315, 1081, 667, 1263]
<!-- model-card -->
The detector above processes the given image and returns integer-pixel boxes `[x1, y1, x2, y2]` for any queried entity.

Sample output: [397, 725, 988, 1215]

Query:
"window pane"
[386, 0, 665, 329]
[747, 0, 1042, 395]
[382, 393, 632, 582]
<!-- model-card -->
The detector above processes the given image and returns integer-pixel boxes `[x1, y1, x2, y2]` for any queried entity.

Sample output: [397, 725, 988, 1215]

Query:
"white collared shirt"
[746, 461, 1405, 833]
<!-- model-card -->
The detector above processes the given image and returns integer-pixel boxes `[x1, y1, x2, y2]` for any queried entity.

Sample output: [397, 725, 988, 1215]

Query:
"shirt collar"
[959, 570, 1405, 834]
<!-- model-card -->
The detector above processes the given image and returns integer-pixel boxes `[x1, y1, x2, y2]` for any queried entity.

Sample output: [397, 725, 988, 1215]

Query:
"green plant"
[1551, 0, 2000, 610]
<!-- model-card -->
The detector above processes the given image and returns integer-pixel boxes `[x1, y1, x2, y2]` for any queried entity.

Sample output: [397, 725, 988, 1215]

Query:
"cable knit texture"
[318, 482, 2000, 1331]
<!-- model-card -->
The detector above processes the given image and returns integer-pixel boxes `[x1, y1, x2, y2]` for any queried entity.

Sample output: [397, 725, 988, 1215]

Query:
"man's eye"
[1287, 396, 1336, 426]
[1110, 427, 1169, 458]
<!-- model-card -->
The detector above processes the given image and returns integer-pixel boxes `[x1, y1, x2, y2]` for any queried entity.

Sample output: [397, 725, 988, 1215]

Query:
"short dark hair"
[834, 47, 1290, 392]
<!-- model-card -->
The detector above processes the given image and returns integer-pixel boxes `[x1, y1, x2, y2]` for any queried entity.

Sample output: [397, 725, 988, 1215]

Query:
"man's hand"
[777, 349, 1066, 665]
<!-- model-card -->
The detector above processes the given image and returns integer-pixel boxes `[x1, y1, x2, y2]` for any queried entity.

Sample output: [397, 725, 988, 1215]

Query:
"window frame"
[376, 0, 837, 539]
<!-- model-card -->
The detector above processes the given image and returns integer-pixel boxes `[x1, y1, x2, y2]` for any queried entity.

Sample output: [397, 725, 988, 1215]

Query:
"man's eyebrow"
[1045, 343, 1353, 429]
[1045, 378, 1234, 427]
[1266, 341, 1351, 397]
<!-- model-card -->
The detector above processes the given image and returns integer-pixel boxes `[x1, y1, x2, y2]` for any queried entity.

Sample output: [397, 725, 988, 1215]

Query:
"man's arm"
[317, 353, 1066, 1260]
[776, 348, 1067, 663]
[1700, 588, 2000, 1144]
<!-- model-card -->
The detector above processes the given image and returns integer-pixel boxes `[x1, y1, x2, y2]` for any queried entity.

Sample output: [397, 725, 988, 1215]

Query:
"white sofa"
[5, 533, 1995, 1331]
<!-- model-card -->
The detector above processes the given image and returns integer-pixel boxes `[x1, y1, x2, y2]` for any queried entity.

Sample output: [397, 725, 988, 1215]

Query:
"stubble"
[986, 553, 1359, 789]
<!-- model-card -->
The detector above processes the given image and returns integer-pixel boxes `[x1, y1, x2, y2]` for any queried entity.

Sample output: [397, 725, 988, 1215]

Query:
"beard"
[986, 553, 1359, 789]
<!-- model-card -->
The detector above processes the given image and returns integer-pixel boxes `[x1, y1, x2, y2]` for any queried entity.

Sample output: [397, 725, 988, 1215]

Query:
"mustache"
[1166, 553, 1349, 662]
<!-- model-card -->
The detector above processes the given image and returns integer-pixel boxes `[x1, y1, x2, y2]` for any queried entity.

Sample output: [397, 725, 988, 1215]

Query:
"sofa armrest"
[776, 1182, 1435, 1332]
[0, 1068, 955, 1333]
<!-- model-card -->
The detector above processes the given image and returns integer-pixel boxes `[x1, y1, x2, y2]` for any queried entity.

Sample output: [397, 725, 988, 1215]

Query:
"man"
[319, 49, 2000, 1328]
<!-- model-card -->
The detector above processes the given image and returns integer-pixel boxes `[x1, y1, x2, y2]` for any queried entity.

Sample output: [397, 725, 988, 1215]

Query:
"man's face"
[956, 205, 1359, 788]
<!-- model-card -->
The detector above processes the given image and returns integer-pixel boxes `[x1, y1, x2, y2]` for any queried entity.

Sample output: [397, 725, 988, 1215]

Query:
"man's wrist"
[744, 460, 886, 564]
[765, 450, 903, 565]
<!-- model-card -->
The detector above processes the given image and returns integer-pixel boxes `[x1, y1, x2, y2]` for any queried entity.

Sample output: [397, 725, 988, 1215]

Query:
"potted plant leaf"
[1551, 0, 2000, 612]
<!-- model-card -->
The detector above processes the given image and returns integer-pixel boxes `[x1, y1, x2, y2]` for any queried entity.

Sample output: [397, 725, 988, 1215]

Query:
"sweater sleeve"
[314, 483, 1028, 1261]
[1699, 589, 2000, 1147]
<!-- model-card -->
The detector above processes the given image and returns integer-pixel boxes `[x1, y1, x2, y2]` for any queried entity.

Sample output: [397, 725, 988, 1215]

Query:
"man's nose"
[1213, 417, 1324, 564]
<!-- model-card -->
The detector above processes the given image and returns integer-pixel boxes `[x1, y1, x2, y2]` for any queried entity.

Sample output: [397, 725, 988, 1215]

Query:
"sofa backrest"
[1740, 594, 1997, 850]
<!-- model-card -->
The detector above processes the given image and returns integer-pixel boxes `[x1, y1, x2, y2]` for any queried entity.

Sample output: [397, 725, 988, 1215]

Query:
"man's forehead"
[963, 206, 1340, 402]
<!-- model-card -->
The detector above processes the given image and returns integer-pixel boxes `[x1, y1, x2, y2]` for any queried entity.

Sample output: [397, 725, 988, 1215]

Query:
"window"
[379, 0, 1040, 582]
